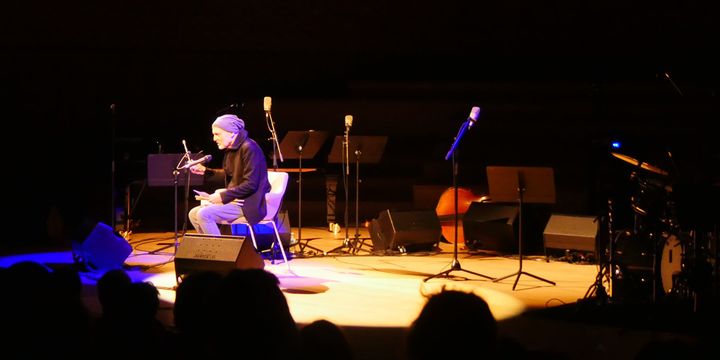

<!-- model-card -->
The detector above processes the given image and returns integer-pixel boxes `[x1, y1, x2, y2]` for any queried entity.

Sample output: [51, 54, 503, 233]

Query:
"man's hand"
[208, 192, 223, 204]
[190, 164, 206, 175]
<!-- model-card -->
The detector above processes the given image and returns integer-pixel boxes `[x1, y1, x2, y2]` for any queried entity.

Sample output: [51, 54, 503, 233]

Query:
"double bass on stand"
[435, 187, 490, 248]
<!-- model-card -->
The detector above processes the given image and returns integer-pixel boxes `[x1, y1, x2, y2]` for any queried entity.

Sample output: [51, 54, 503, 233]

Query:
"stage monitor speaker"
[174, 233, 264, 282]
[77, 222, 132, 271]
[371, 209, 441, 252]
[543, 214, 598, 253]
[462, 202, 518, 253]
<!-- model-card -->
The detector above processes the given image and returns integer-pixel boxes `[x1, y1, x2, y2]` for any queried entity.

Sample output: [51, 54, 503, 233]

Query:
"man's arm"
[221, 141, 265, 203]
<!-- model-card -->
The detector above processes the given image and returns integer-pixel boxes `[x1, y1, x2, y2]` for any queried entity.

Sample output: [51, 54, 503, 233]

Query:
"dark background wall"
[2, 1, 717, 247]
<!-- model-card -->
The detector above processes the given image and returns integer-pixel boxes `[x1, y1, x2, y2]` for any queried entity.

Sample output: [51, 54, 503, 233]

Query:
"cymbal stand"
[584, 199, 617, 303]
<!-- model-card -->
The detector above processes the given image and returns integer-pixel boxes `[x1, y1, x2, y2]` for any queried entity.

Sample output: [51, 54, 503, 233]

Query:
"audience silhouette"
[405, 289, 498, 360]
[2, 258, 715, 360]
[91, 269, 175, 358]
[634, 338, 700, 360]
[2, 261, 92, 358]
[173, 268, 299, 358]
[173, 270, 224, 359]
[299, 319, 354, 360]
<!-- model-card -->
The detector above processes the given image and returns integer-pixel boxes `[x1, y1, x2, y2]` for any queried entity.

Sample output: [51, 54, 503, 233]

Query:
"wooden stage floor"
[122, 228, 597, 324]
[121, 228, 709, 360]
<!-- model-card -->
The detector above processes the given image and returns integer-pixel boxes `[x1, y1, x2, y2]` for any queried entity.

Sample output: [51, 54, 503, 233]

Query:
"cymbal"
[611, 152, 668, 176]
[269, 168, 317, 173]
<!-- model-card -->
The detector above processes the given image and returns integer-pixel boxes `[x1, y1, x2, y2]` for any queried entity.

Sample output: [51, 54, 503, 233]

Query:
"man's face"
[212, 126, 236, 150]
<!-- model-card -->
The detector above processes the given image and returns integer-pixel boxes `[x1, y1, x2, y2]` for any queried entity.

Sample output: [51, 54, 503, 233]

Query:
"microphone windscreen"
[469, 106, 481, 121]
[263, 97, 272, 111]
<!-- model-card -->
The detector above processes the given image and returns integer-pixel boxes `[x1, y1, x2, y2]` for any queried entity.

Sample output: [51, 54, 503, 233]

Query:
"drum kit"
[604, 151, 717, 306]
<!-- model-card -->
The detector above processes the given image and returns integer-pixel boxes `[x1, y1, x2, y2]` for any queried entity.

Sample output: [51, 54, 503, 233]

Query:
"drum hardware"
[610, 228, 669, 303]
[666, 230, 718, 310]
[629, 173, 675, 221]
[613, 229, 710, 307]
[584, 199, 618, 303]
[609, 149, 719, 310]
[660, 233, 685, 295]
[611, 152, 669, 177]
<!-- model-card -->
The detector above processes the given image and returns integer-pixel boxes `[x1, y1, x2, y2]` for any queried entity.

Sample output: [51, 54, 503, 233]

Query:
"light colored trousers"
[188, 202, 244, 235]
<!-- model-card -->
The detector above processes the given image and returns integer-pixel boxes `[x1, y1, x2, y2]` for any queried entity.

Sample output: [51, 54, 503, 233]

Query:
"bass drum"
[660, 233, 685, 295]
[611, 230, 657, 302]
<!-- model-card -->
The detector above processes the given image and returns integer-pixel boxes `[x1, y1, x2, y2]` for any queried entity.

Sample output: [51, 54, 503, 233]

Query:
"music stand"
[278, 130, 329, 255]
[327, 135, 387, 254]
[147, 153, 205, 255]
[148, 154, 204, 187]
[487, 166, 556, 290]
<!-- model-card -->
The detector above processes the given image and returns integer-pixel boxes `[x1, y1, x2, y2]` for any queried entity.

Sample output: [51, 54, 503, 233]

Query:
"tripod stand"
[145, 153, 204, 255]
[584, 199, 617, 303]
[326, 135, 387, 255]
[349, 148, 370, 254]
[425, 107, 493, 282]
[279, 130, 329, 256]
[488, 166, 556, 290]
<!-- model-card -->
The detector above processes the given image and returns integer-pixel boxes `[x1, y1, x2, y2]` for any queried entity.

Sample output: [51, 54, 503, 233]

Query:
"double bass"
[435, 187, 490, 244]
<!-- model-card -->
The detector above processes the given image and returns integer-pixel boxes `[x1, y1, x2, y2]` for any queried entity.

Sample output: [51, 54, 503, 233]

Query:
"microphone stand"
[350, 148, 371, 254]
[110, 104, 117, 233]
[151, 161, 182, 257]
[149, 150, 196, 256]
[424, 115, 493, 282]
[265, 111, 283, 170]
[173, 167, 180, 254]
[353, 149, 361, 250]
[327, 124, 354, 255]
[179, 141, 193, 237]
[344, 125, 351, 248]
[296, 135, 308, 249]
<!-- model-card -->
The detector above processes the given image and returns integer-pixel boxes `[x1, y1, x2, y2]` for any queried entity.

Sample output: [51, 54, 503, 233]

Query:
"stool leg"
[247, 225, 258, 251]
[271, 221, 290, 271]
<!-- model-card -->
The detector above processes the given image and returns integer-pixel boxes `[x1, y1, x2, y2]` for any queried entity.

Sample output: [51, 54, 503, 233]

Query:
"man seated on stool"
[188, 114, 270, 235]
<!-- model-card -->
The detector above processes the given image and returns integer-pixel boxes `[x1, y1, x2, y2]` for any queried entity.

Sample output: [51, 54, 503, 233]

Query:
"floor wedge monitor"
[174, 233, 264, 282]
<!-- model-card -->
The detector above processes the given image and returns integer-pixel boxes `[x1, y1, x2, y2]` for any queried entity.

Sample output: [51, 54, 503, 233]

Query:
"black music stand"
[147, 154, 204, 187]
[487, 166, 557, 290]
[327, 135, 387, 255]
[278, 130, 329, 255]
[147, 153, 204, 255]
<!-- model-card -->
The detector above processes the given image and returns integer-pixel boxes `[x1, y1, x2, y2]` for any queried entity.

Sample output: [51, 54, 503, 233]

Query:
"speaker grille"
[543, 214, 598, 252]
[79, 222, 132, 271]
[174, 234, 264, 282]
[374, 210, 441, 251]
[462, 202, 518, 252]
